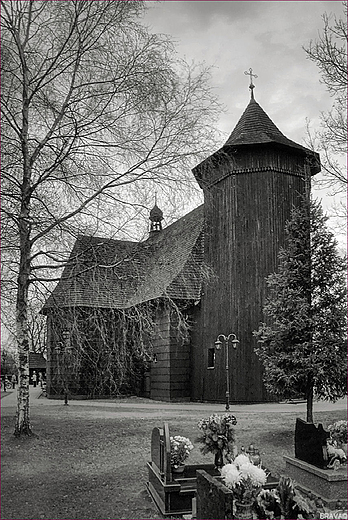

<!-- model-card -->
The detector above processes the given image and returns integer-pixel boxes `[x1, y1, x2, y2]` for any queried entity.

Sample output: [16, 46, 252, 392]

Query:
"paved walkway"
[1, 385, 346, 417]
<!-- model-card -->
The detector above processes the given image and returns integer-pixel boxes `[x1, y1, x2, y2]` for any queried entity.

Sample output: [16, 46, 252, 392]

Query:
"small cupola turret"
[149, 203, 163, 234]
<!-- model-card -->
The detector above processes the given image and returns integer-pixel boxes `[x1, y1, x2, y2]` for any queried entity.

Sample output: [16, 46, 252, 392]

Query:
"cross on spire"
[244, 68, 258, 99]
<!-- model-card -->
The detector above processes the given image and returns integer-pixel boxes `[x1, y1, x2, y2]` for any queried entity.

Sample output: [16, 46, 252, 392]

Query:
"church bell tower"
[190, 72, 320, 403]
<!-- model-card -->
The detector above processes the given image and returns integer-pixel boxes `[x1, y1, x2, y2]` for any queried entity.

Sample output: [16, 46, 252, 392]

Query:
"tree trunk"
[14, 198, 32, 436]
[14, 57, 32, 436]
[306, 383, 314, 423]
[14, 240, 32, 436]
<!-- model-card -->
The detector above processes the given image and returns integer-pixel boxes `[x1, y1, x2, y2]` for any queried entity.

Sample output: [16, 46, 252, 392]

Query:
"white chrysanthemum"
[238, 461, 255, 478]
[221, 464, 241, 488]
[246, 464, 267, 486]
[233, 454, 250, 468]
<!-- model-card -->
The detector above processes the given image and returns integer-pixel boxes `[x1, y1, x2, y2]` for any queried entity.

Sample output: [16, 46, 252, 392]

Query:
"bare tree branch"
[303, 3, 347, 196]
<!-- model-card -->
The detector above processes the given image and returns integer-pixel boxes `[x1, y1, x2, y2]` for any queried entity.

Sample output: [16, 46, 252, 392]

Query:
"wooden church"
[42, 83, 320, 403]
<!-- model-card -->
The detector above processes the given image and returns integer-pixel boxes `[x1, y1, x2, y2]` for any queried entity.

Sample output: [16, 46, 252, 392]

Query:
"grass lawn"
[1, 401, 345, 520]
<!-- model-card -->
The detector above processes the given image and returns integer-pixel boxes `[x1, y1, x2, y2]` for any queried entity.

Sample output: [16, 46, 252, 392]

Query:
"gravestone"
[151, 427, 162, 471]
[284, 419, 347, 509]
[150, 425, 171, 482]
[146, 423, 219, 516]
[295, 418, 330, 469]
[284, 456, 347, 509]
[196, 470, 234, 520]
[196, 468, 279, 519]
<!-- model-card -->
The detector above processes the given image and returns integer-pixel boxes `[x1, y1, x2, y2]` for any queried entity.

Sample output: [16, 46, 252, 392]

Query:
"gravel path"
[1, 386, 346, 419]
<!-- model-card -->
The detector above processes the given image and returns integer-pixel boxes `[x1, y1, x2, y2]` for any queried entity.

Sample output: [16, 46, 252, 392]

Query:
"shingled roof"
[42, 205, 204, 312]
[193, 97, 320, 179]
[224, 97, 310, 151]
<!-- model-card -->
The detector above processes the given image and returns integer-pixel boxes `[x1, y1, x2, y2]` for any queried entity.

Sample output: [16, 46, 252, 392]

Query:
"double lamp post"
[55, 330, 73, 405]
[215, 333, 240, 411]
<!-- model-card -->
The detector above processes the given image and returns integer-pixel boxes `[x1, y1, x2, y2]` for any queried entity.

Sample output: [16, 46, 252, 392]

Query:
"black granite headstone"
[295, 418, 330, 469]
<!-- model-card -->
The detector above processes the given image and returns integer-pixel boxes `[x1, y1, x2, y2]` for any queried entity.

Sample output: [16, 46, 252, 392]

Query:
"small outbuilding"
[28, 352, 47, 384]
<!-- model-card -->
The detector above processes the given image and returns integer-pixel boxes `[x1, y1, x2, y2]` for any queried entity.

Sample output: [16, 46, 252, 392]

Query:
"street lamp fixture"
[55, 331, 72, 405]
[215, 333, 240, 411]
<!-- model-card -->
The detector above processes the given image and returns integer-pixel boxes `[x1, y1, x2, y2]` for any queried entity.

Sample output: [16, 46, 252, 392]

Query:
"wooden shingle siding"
[150, 305, 191, 401]
[193, 146, 313, 191]
[150, 306, 171, 401]
[169, 312, 191, 400]
[192, 144, 312, 403]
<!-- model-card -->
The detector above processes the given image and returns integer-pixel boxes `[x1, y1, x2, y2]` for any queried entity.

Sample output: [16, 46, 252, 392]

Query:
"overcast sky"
[142, 1, 346, 246]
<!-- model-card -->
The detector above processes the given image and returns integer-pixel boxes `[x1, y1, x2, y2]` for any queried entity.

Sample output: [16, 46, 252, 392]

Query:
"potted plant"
[170, 435, 194, 473]
[221, 453, 267, 519]
[327, 420, 347, 455]
[196, 413, 237, 468]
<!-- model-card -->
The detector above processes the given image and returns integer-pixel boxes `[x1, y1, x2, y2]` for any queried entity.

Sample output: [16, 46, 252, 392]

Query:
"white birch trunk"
[14, 206, 32, 436]
[14, 43, 32, 436]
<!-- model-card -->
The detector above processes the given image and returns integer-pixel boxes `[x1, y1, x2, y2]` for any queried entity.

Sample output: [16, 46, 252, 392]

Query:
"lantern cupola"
[149, 203, 163, 233]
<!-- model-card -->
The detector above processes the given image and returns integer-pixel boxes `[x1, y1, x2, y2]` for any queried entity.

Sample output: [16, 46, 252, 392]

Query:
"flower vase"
[172, 464, 185, 475]
[214, 448, 224, 469]
[234, 501, 254, 520]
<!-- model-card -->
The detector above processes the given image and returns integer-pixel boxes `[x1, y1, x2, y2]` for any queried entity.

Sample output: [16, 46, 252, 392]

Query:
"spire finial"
[244, 68, 258, 99]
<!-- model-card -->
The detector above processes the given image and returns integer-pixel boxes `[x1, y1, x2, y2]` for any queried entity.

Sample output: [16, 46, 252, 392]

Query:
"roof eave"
[223, 141, 321, 175]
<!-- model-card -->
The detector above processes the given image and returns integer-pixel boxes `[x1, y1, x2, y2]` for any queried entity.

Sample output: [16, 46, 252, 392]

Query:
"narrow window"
[207, 347, 215, 369]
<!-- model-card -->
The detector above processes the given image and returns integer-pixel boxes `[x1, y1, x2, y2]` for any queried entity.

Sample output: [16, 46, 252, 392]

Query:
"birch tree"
[1, 0, 221, 436]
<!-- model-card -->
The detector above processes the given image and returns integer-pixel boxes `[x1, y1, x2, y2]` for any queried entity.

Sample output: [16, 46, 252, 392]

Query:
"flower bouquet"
[221, 454, 267, 501]
[327, 420, 348, 461]
[221, 454, 267, 518]
[327, 420, 347, 446]
[170, 435, 194, 470]
[196, 413, 237, 467]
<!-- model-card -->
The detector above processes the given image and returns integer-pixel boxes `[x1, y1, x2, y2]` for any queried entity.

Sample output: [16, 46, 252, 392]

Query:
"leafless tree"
[304, 2, 347, 197]
[1, 0, 221, 436]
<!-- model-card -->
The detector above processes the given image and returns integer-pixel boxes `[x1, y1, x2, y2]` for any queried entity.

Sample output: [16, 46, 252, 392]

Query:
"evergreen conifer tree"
[254, 199, 347, 423]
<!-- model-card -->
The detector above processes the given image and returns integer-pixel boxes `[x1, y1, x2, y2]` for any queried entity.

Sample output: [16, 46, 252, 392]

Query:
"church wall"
[191, 151, 310, 403]
[150, 306, 191, 401]
[45, 302, 191, 401]
[45, 312, 80, 398]
[189, 303, 205, 401]
[45, 307, 152, 399]
[150, 306, 171, 401]
[46, 315, 54, 396]
[168, 313, 191, 401]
